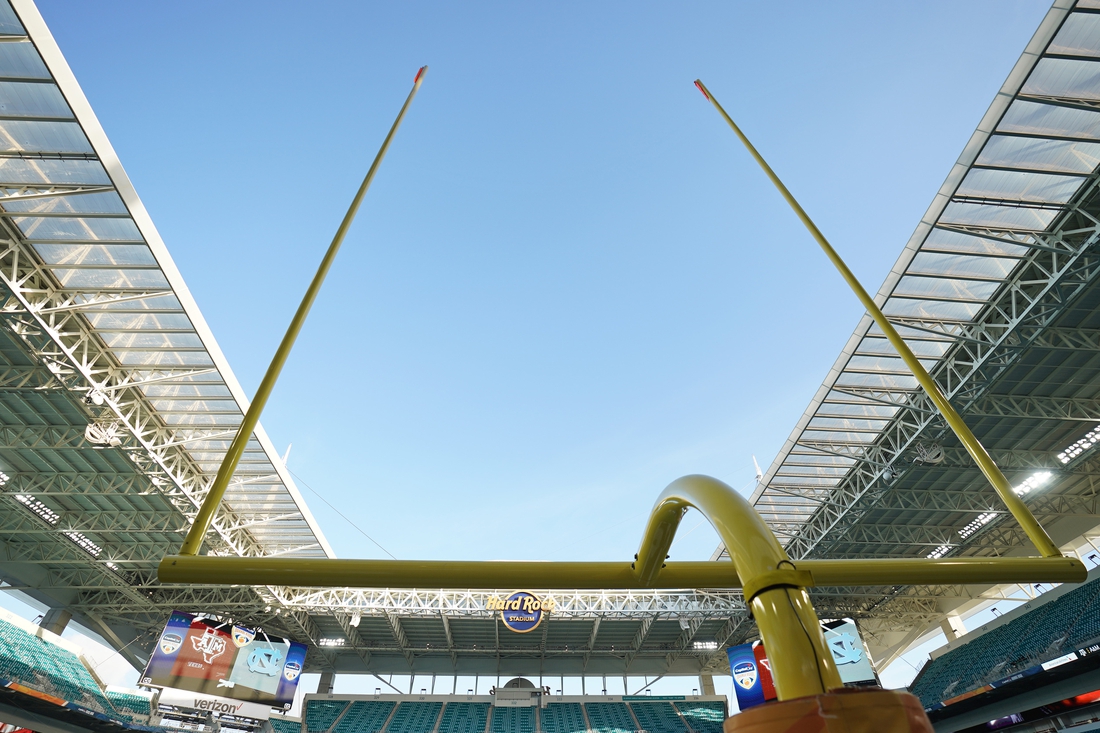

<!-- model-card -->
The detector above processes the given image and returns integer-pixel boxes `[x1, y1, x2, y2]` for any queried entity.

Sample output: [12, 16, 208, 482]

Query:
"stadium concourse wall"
[298, 692, 727, 733]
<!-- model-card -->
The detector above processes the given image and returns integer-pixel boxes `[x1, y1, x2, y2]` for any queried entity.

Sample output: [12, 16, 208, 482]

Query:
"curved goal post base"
[723, 688, 934, 733]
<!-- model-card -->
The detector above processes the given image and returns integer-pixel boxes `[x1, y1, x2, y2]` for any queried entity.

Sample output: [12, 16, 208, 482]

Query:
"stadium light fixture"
[959, 512, 998, 540]
[927, 545, 952, 560]
[64, 531, 102, 558]
[1013, 472, 1053, 497]
[1057, 425, 1100, 464]
[14, 493, 59, 524]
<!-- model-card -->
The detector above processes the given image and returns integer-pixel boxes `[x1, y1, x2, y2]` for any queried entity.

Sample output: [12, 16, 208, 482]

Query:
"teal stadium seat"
[270, 717, 304, 733]
[910, 575, 1100, 708]
[584, 702, 637, 733]
[437, 702, 489, 733]
[305, 700, 350, 733]
[333, 701, 395, 733]
[674, 701, 725, 733]
[629, 702, 686, 733]
[489, 706, 534, 733]
[105, 689, 152, 718]
[385, 702, 443, 733]
[0, 616, 119, 718]
[539, 703, 586, 733]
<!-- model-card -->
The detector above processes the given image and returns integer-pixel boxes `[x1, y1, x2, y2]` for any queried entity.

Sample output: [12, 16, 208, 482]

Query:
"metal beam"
[966, 395, 1100, 421]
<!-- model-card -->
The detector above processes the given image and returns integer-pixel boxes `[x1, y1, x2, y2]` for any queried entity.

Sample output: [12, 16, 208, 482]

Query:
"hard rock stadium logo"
[486, 591, 554, 633]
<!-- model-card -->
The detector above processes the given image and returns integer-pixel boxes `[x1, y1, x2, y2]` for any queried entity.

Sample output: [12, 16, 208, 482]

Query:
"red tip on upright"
[694, 80, 709, 100]
[414, 66, 428, 83]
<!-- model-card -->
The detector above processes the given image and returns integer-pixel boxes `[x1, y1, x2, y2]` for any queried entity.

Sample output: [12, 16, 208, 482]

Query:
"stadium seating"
[0, 615, 118, 718]
[489, 705, 534, 733]
[437, 702, 489, 733]
[584, 702, 637, 733]
[106, 689, 152, 718]
[539, 702, 587, 733]
[910, 574, 1100, 708]
[305, 700, 350, 733]
[385, 701, 443, 733]
[270, 716, 304, 733]
[331, 700, 395, 733]
[629, 701, 686, 732]
[674, 701, 725, 733]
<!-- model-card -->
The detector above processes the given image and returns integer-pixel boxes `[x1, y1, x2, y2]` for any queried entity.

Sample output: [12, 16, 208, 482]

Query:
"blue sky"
[16, 0, 1054, 691]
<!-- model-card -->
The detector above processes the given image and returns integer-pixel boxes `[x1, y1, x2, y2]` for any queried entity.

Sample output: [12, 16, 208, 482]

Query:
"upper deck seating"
[385, 702, 443, 733]
[332, 700, 395, 733]
[584, 702, 636, 733]
[629, 701, 686, 733]
[305, 700, 349, 733]
[540, 702, 586, 733]
[674, 701, 725, 733]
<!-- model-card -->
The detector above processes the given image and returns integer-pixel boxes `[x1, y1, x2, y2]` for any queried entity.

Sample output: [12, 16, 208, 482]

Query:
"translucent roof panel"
[0, 0, 332, 560]
[976, 135, 1100, 174]
[1023, 58, 1100, 101]
[956, 169, 1084, 203]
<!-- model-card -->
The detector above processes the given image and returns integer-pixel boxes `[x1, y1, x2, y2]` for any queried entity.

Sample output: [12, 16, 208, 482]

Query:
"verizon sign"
[156, 687, 273, 720]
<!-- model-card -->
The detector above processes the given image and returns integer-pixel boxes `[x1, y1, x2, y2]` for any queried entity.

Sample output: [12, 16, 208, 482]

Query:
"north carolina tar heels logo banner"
[159, 632, 182, 655]
[232, 625, 255, 648]
[246, 647, 283, 677]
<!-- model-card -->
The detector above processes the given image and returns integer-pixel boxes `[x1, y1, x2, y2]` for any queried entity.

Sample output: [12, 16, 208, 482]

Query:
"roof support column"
[39, 607, 70, 635]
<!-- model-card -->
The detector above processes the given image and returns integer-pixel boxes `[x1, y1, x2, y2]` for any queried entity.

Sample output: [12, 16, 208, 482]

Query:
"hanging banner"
[727, 643, 766, 710]
[728, 618, 878, 714]
[752, 642, 777, 702]
[821, 619, 878, 686]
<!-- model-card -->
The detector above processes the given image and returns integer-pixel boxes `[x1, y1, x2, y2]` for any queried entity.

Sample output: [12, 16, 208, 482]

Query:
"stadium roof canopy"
[727, 0, 1100, 668]
[6, 0, 1100, 683]
[0, 0, 334, 669]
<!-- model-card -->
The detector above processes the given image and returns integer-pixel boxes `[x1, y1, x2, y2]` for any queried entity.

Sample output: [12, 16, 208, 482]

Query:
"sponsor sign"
[232, 626, 256, 649]
[142, 611, 306, 708]
[727, 643, 767, 711]
[156, 687, 273, 720]
[1079, 643, 1100, 658]
[486, 591, 555, 633]
[1042, 652, 1079, 671]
